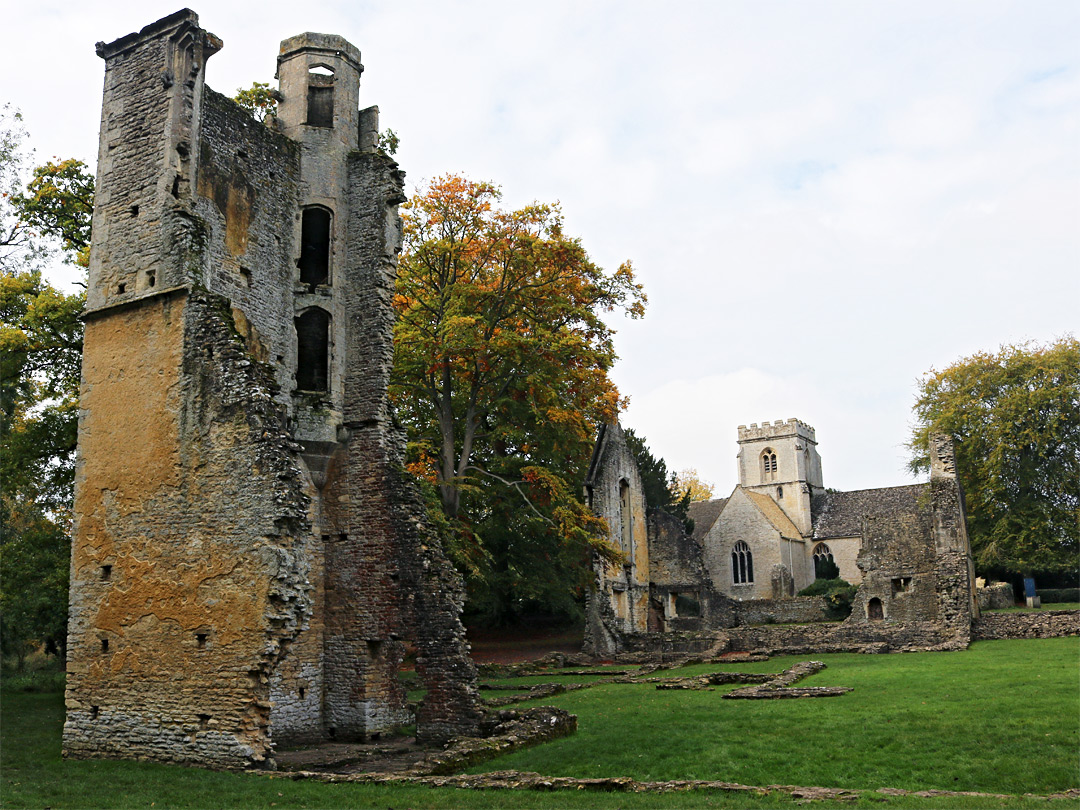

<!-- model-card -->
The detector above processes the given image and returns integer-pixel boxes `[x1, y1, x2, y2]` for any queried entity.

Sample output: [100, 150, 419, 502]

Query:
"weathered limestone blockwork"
[65, 10, 482, 769]
[583, 423, 651, 656]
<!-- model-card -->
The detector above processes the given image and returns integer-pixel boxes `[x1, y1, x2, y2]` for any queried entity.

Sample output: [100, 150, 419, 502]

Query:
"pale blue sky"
[3, 1, 1077, 494]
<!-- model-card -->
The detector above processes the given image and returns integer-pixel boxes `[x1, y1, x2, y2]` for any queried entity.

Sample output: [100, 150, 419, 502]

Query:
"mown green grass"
[472, 638, 1080, 795]
[2, 638, 1077, 809]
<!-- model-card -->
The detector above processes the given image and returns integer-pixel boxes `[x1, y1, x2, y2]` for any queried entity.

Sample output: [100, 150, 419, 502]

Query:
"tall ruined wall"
[583, 423, 650, 656]
[65, 289, 312, 767]
[66, 9, 483, 767]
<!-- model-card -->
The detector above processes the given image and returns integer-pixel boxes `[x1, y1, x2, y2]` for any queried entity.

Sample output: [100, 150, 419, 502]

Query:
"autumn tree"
[908, 337, 1079, 578]
[673, 468, 716, 503]
[391, 174, 645, 621]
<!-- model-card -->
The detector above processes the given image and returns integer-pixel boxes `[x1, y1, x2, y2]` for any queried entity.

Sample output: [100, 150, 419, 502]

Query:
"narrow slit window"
[299, 208, 331, 285]
[619, 479, 632, 551]
[295, 308, 330, 392]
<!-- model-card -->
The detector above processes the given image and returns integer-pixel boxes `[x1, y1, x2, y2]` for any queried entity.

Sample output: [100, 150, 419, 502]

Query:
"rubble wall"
[971, 611, 1080, 640]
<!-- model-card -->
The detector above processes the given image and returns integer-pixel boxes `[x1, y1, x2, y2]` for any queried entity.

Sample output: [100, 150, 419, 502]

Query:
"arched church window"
[732, 541, 754, 585]
[295, 307, 330, 392]
[299, 207, 332, 286]
[813, 543, 837, 579]
[761, 448, 778, 481]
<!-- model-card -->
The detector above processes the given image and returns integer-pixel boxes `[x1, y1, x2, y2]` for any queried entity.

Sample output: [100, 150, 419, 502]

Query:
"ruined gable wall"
[583, 424, 650, 656]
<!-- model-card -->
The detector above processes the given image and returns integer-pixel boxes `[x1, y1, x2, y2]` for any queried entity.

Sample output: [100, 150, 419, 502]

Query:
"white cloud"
[2, 0, 1077, 494]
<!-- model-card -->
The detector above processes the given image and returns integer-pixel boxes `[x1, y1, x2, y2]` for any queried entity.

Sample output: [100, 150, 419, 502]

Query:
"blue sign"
[1023, 578, 1036, 598]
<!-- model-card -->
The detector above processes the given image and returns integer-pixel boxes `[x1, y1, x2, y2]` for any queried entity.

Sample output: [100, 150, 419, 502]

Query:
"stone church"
[584, 419, 979, 656]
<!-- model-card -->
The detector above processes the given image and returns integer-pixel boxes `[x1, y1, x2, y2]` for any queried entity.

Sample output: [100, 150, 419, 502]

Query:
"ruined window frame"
[294, 306, 331, 394]
[298, 205, 333, 287]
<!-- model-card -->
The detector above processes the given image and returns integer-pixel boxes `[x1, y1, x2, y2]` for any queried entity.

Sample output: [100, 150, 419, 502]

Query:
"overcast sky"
[3, 1, 1077, 495]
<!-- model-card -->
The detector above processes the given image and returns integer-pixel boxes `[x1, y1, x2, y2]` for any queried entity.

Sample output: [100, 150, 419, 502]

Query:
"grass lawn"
[2, 637, 1077, 809]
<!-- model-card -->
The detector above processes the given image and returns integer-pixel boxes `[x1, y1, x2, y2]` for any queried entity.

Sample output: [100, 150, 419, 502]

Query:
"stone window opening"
[619, 479, 632, 551]
[130, 204, 139, 217]
[90, 705, 99, 720]
[298, 685, 307, 700]
[867, 597, 884, 621]
[298, 206, 332, 287]
[117, 283, 126, 294]
[100, 565, 112, 581]
[777, 485, 783, 499]
[197, 714, 211, 731]
[195, 632, 208, 649]
[100, 638, 109, 653]
[295, 307, 330, 393]
[673, 592, 701, 617]
[732, 541, 754, 585]
[891, 577, 912, 595]
[761, 449, 778, 481]
[146, 270, 156, 289]
[306, 65, 335, 127]
[367, 640, 383, 659]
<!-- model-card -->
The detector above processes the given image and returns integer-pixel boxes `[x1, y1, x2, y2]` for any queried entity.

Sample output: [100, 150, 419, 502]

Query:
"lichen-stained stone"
[64, 9, 482, 769]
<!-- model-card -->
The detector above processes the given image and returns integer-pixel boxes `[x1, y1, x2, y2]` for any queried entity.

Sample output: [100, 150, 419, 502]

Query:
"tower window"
[306, 68, 335, 127]
[295, 308, 330, 392]
[761, 448, 778, 481]
[299, 207, 331, 286]
[732, 541, 754, 585]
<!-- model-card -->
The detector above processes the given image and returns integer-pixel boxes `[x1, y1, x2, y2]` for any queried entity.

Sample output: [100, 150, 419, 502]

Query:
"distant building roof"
[687, 498, 727, 542]
[812, 484, 927, 539]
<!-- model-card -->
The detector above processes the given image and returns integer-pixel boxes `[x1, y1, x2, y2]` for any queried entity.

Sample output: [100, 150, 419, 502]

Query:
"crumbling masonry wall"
[64, 9, 482, 769]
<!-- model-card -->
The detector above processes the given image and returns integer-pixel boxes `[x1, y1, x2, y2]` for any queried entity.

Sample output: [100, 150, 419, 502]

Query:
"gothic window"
[299, 207, 331, 286]
[761, 448, 778, 481]
[813, 543, 837, 579]
[295, 308, 330, 392]
[732, 541, 754, 585]
[619, 479, 632, 551]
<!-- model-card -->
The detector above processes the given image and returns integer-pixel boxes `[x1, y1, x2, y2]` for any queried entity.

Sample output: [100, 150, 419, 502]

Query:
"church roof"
[688, 498, 728, 542]
[744, 488, 803, 539]
[812, 483, 927, 539]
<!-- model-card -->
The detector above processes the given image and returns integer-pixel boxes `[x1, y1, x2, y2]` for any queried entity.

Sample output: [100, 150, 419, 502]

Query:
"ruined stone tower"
[63, 9, 483, 768]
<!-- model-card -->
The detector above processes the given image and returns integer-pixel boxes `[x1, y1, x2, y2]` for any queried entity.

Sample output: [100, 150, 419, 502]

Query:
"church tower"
[735, 419, 823, 536]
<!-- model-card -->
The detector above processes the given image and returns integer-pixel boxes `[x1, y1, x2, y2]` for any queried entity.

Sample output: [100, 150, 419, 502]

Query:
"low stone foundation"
[734, 597, 830, 626]
[971, 610, 1080, 640]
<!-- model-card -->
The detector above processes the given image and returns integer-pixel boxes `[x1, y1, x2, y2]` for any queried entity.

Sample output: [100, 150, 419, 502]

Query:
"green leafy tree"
[623, 429, 692, 532]
[391, 174, 645, 622]
[0, 108, 89, 666]
[908, 338, 1080, 576]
